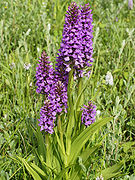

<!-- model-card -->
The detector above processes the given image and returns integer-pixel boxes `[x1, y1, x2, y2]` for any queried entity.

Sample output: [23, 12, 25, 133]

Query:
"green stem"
[58, 115, 69, 179]
[57, 115, 65, 155]
[66, 69, 74, 156]
[75, 77, 83, 131]
[45, 134, 51, 168]
[77, 77, 84, 108]
[65, 69, 74, 179]
[67, 69, 74, 108]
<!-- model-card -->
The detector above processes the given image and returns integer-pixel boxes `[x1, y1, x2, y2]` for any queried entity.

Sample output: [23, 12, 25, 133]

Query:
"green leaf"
[70, 171, 81, 180]
[121, 141, 135, 153]
[81, 143, 102, 164]
[5, 79, 11, 86]
[66, 105, 74, 156]
[17, 157, 42, 180]
[103, 172, 121, 180]
[56, 115, 66, 156]
[113, 69, 121, 73]
[36, 125, 46, 162]
[54, 130, 64, 153]
[54, 164, 75, 180]
[66, 69, 75, 156]
[74, 69, 93, 112]
[99, 23, 106, 28]
[70, 165, 82, 180]
[101, 161, 124, 180]
[68, 117, 113, 164]
[123, 72, 129, 80]
[30, 163, 47, 178]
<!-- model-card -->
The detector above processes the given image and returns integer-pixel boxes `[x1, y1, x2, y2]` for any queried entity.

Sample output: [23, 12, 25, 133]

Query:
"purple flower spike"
[38, 100, 56, 134]
[55, 3, 93, 87]
[48, 81, 68, 113]
[38, 80, 68, 134]
[55, 2, 82, 87]
[81, 101, 96, 126]
[36, 3, 94, 134]
[36, 51, 55, 95]
[80, 4, 93, 76]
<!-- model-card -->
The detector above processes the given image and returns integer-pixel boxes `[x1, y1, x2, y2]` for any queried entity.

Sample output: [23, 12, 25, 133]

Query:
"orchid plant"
[17, 2, 124, 180]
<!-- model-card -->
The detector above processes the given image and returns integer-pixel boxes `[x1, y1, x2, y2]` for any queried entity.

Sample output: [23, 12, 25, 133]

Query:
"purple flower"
[38, 81, 68, 134]
[55, 3, 93, 87]
[81, 101, 96, 126]
[128, 0, 133, 9]
[38, 100, 56, 134]
[35, 51, 55, 95]
[36, 51, 68, 134]
[79, 4, 93, 75]
[48, 81, 68, 114]
[36, 3, 95, 134]
[55, 2, 82, 87]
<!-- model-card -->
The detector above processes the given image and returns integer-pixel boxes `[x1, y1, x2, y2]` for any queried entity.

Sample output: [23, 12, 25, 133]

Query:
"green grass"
[0, 0, 135, 179]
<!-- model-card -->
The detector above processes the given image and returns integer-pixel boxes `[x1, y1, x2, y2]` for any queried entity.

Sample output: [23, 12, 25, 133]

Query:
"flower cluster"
[96, 175, 104, 180]
[36, 51, 68, 133]
[38, 100, 56, 134]
[79, 4, 93, 76]
[55, 2, 82, 87]
[105, 71, 113, 86]
[38, 81, 68, 133]
[36, 3, 96, 134]
[35, 51, 55, 95]
[55, 2, 93, 87]
[24, 63, 31, 70]
[48, 81, 68, 114]
[81, 101, 96, 126]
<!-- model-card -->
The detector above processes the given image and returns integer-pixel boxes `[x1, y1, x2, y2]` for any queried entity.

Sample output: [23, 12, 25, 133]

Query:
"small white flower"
[105, 71, 113, 86]
[30, 82, 32, 87]
[96, 175, 104, 180]
[42, 2, 47, 7]
[100, 175, 104, 180]
[9, 62, 15, 69]
[25, 28, 31, 36]
[4, 114, 8, 119]
[48, 23, 51, 31]
[24, 63, 31, 70]
[37, 47, 40, 52]
[96, 110, 101, 116]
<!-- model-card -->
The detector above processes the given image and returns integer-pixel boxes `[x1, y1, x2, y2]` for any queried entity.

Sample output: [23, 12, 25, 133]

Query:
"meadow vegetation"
[0, 0, 135, 179]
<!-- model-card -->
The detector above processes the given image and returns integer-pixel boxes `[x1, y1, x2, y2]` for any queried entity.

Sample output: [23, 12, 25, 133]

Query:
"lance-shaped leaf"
[54, 164, 75, 180]
[80, 143, 102, 164]
[30, 163, 47, 178]
[68, 117, 113, 164]
[101, 160, 124, 180]
[17, 156, 42, 180]
[66, 69, 75, 156]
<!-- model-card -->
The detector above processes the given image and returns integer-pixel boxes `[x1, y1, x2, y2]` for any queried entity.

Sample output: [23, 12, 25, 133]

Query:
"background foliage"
[0, 0, 135, 179]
